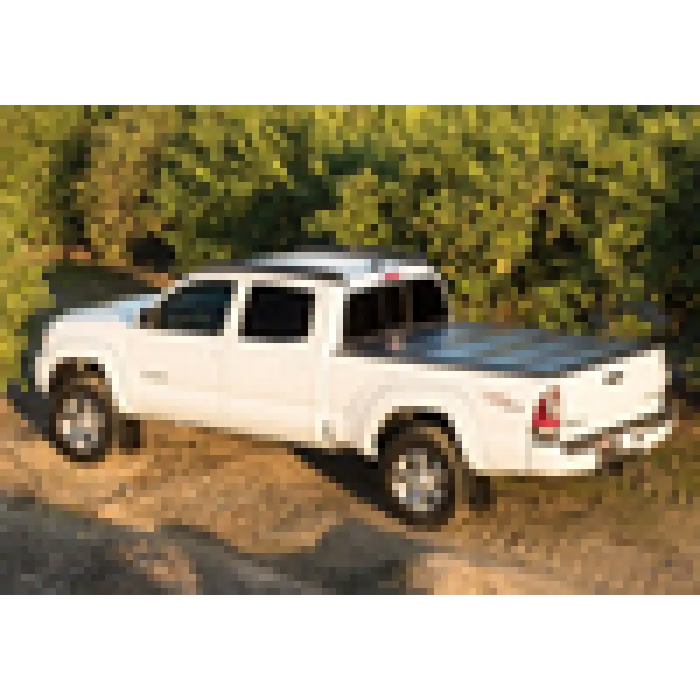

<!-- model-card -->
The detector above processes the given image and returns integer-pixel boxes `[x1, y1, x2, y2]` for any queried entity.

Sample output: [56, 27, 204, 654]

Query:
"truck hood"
[58, 292, 161, 328]
[352, 322, 654, 377]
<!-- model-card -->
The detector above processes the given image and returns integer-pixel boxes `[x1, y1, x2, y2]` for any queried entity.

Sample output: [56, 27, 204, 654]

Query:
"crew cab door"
[126, 278, 235, 426]
[223, 280, 320, 444]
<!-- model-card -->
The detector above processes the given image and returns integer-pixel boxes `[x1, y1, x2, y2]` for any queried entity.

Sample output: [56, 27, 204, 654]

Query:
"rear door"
[328, 275, 452, 446]
[223, 281, 320, 444]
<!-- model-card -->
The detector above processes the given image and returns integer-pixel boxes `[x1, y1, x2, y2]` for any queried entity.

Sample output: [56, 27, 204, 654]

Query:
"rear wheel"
[380, 423, 487, 528]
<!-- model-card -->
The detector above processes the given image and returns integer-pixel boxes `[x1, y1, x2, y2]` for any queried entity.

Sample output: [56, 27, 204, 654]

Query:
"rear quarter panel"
[328, 354, 543, 473]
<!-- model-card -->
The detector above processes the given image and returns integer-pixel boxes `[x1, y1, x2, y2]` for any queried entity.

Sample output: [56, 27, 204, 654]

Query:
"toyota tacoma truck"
[34, 248, 675, 526]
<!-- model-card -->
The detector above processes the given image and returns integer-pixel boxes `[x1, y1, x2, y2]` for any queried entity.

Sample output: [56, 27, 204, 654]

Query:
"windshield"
[342, 278, 449, 344]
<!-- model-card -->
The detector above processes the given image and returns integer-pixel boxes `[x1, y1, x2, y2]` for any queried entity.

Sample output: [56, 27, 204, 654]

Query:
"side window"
[343, 284, 407, 344]
[147, 280, 235, 335]
[409, 278, 448, 326]
[342, 278, 448, 344]
[343, 288, 382, 343]
[241, 284, 315, 342]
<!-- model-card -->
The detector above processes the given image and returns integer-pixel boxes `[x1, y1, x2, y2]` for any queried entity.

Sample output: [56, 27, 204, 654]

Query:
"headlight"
[41, 318, 61, 348]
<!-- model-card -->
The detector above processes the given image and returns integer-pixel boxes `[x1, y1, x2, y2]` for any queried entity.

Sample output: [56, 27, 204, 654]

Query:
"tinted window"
[148, 280, 235, 334]
[410, 278, 448, 326]
[343, 284, 406, 343]
[241, 285, 315, 342]
[343, 278, 447, 344]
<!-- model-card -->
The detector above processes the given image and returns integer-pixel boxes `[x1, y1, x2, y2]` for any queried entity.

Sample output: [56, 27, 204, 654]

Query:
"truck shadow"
[292, 446, 389, 517]
[292, 444, 495, 516]
[5, 380, 52, 441]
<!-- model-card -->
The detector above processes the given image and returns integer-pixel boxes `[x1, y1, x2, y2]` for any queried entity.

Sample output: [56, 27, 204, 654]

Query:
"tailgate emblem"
[602, 370, 623, 386]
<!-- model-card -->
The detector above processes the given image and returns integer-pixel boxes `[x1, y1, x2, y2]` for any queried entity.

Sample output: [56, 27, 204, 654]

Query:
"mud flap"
[464, 471, 494, 511]
[118, 417, 143, 453]
[595, 433, 628, 476]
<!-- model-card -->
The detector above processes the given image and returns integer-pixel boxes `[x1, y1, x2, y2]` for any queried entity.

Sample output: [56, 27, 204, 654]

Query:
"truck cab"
[127, 251, 440, 440]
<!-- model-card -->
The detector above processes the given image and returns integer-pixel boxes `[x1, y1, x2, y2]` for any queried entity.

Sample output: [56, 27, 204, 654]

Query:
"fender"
[38, 335, 135, 416]
[354, 382, 490, 473]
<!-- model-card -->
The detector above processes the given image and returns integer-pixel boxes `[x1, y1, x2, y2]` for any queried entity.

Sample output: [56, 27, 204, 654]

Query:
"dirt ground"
[1, 381, 698, 594]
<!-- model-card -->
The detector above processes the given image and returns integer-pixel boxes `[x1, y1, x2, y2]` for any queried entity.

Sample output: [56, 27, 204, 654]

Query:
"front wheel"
[48, 377, 117, 463]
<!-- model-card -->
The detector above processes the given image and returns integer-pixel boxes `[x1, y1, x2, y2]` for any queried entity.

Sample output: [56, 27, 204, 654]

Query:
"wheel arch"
[49, 357, 110, 393]
[375, 408, 460, 453]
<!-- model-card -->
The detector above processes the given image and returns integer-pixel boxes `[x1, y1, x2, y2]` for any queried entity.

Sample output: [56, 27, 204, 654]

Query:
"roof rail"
[291, 243, 428, 262]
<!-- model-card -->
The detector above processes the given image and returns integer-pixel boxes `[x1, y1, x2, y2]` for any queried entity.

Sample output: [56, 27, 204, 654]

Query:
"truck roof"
[201, 247, 436, 284]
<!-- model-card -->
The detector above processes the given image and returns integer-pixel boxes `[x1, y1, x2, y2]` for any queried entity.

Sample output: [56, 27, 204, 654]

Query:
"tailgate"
[557, 345, 669, 442]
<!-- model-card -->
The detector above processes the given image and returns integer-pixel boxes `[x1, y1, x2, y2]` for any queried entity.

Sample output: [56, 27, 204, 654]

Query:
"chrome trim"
[554, 404, 674, 454]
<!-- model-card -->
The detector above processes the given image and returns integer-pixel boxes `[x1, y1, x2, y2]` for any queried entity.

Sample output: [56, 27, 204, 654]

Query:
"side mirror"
[139, 306, 159, 329]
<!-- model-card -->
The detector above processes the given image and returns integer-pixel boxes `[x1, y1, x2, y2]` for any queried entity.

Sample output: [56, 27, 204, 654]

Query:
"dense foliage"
[0, 106, 698, 391]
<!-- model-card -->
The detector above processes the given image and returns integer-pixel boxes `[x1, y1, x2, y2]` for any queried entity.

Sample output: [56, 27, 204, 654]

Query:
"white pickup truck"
[35, 248, 675, 526]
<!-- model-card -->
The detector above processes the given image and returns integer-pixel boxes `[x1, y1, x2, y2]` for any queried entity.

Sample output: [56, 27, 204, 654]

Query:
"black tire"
[380, 423, 464, 528]
[48, 375, 118, 464]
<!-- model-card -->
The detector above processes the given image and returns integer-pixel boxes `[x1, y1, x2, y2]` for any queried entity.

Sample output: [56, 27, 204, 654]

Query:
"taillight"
[532, 386, 561, 438]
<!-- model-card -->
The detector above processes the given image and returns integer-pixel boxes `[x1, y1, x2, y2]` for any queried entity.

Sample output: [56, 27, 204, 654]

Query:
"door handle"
[141, 370, 168, 382]
[602, 370, 623, 386]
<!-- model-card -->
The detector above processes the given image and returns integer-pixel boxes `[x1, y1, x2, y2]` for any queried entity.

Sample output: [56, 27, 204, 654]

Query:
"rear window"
[343, 278, 447, 344]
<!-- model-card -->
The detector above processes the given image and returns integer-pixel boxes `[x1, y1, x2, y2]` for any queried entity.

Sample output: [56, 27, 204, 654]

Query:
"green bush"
[0, 106, 698, 393]
[0, 107, 82, 390]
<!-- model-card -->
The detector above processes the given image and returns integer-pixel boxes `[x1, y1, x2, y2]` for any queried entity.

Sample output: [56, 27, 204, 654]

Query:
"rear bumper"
[605, 411, 675, 455]
[529, 405, 675, 476]
[561, 405, 675, 454]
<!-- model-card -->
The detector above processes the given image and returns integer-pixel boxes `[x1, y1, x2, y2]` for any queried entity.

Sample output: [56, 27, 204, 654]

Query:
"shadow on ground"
[0, 487, 439, 593]
[293, 446, 389, 516]
[0, 490, 167, 594]
[6, 380, 52, 441]
[293, 442, 496, 518]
